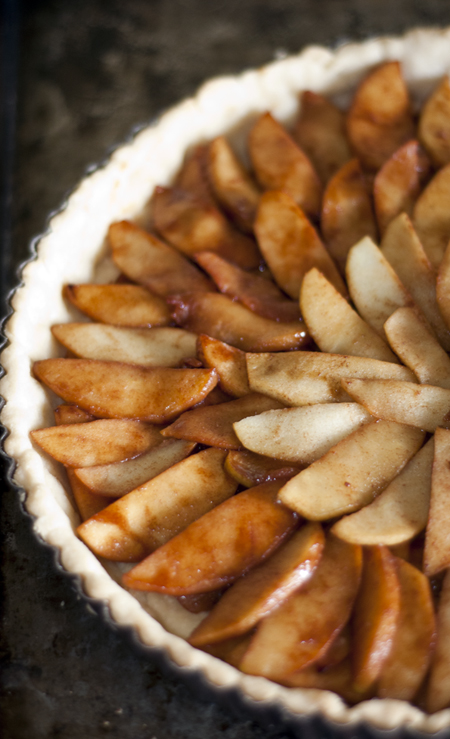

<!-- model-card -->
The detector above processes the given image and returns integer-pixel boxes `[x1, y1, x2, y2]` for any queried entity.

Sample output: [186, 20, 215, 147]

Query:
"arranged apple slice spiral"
[32, 61, 450, 712]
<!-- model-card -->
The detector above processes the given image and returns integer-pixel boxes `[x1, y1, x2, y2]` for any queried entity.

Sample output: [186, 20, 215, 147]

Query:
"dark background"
[3, 1, 450, 737]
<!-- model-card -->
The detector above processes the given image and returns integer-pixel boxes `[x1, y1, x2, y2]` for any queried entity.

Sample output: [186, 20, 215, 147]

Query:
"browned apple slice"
[424, 428, 450, 577]
[373, 140, 430, 235]
[122, 481, 298, 593]
[169, 292, 308, 352]
[207, 136, 260, 232]
[197, 335, 249, 397]
[254, 190, 346, 298]
[174, 144, 214, 203]
[109, 220, 213, 295]
[377, 557, 435, 701]
[278, 420, 424, 520]
[162, 393, 283, 449]
[437, 239, 450, 332]
[195, 251, 301, 323]
[346, 61, 415, 171]
[419, 76, 450, 168]
[426, 569, 450, 713]
[247, 351, 415, 406]
[77, 448, 237, 562]
[52, 324, 197, 368]
[293, 91, 352, 184]
[30, 419, 161, 467]
[177, 590, 224, 615]
[352, 545, 401, 693]
[281, 658, 365, 705]
[64, 283, 171, 328]
[239, 534, 362, 680]
[321, 159, 377, 272]
[189, 522, 324, 647]
[34, 358, 218, 422]
[152, 186, 260, 269]
[74, 439, 195, 497]
[248, 112, 322, 218]
[413, 163, 450, 267]
[300, 268, 397, 362]
[67, 468, 114, 521]
[54, 405, 94, 425]
[225, 450, 300, 487]
[202, 634, 253, 668]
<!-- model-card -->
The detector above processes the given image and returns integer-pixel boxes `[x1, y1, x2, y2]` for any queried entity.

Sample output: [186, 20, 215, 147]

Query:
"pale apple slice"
[321, 159, 377, 272]
[169, 293, 308, 352]
[197, 335, 249, 398]
[377, 556, 435, 701]
[247, 351, 415, 407]
[385, 308, 450, 388]
[342, 377, 450, 432]
[418, 76, 450, 168]
[30, 419, 161, 468]
[254, 190, 346, 299]
[381, 213, 450, 350]
[225, 450, 300, 488]
[293, 91, 352, 184]
[437, 239, 450, 332]
[64, 283, 171, 328]
[52, 324, 198, 368]
[77, 448, 237, 562]
[74, 439, 195, 498]
[239, 534, 362, 680]
[426, 569, 450, 713]
[413, 163, 450, 267]
[174, 144, 214, 203]
[346, 236, 414, 336]
[207, 136, 260, 232]
[278, 420, 424, 520]
[189, 522, 324, 647]
[152, 186, 260, 269]
[233, 403, 371, 465]
[424, 428, 450, 577]
[122, 481, 298, 592]
[248, 112, 322, 218]
[109, 220, 213, 296]
[195, 251, 300, 323]
[300, 268, 397, 362]
[67, 468, 114, 522]
[346, 61, 415, 171]
[373, 140, 430, 235]
[34, 358, 218, 422]
[352, 545, 401, 694]
[54, 405, 94, 425]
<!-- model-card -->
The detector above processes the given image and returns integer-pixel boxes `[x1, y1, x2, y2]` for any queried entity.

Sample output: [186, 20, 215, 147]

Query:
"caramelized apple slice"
[426, 569, 450, 713]
[346, 61, 415, 171]
[77, 448, 237, 562]
[413, 163, 450, 267]
[239, 534, 362, 680]
[122, 481, 298, 593]
[225, 450, 300, 488]
[202, 634, 253, 668]
[321, 159, 377, 272]
[278, 420, 424, 520]
[177, 590, 224, 615]
[189, 522, 324, 646]
[249, 112, 322, 218]
[281, 658, 365, 705]
[34, 358, 218, 422]
[67, 469, 114, 521]
[54, 405, 94, 425]
[197, 335, 249, 397]
[419, 76, 450, 167]
[174, 144, 214, 203]
[169, 292, 308, 352]
[424, 428, 450, 577]
[64, 283, 171, 328]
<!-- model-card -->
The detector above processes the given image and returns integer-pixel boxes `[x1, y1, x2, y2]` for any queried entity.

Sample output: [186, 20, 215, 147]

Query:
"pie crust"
[3, 26, 450, 733]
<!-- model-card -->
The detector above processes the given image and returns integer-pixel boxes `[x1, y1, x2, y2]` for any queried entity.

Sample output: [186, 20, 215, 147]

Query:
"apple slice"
[30, 419, 161, 467]
[426, 569, 450, 713]
[67, 468, 114, 522]
[300, 268, 397, 362]
[321, 159, 377, 272]
[201, 634, 253, 669]
[52, 324, 198, 368]
[254, 190, 346, 299]
[278, 420, 425, 520]
[54, 405, 94, 425]
[162, 393, 283, 449]
[169, 292, 308, 352]
[122, 481, 298, 593]
[77, 448, 237, 562]
[331, 437, 433, 545]
[225, 450, 300, 488]
[247, 351, 415, 407]
[152, 186, 260, 269]
[248, 112, 322, 219]
[233, 403, 371, 465]
[293, 90, 351, 184]
[377, 557, 435, 701]
[342, 377, 450, 432]
[74, 439, 195, 498]
[195, 251, 301, 323]
[207, 136, 260, 232]
[34, 358, 218, 422]
[197, 335, 249, 398]
[413, 163, 450, 267]
[64, 283, 171, 328]
[280, 658, 365, 705]
[174, 144, 214, 203]
[424, 428, 450, 577]
[437, 239, 450, 333]
[351, 545, 401, 694]
[418, 75, 450, 167]
[177, 590, 224, 615]
[346, 61, 415, 171]
[189, 522, 325, 646]
[239, 534, 362, 679]
[373, 140, 430, 235]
